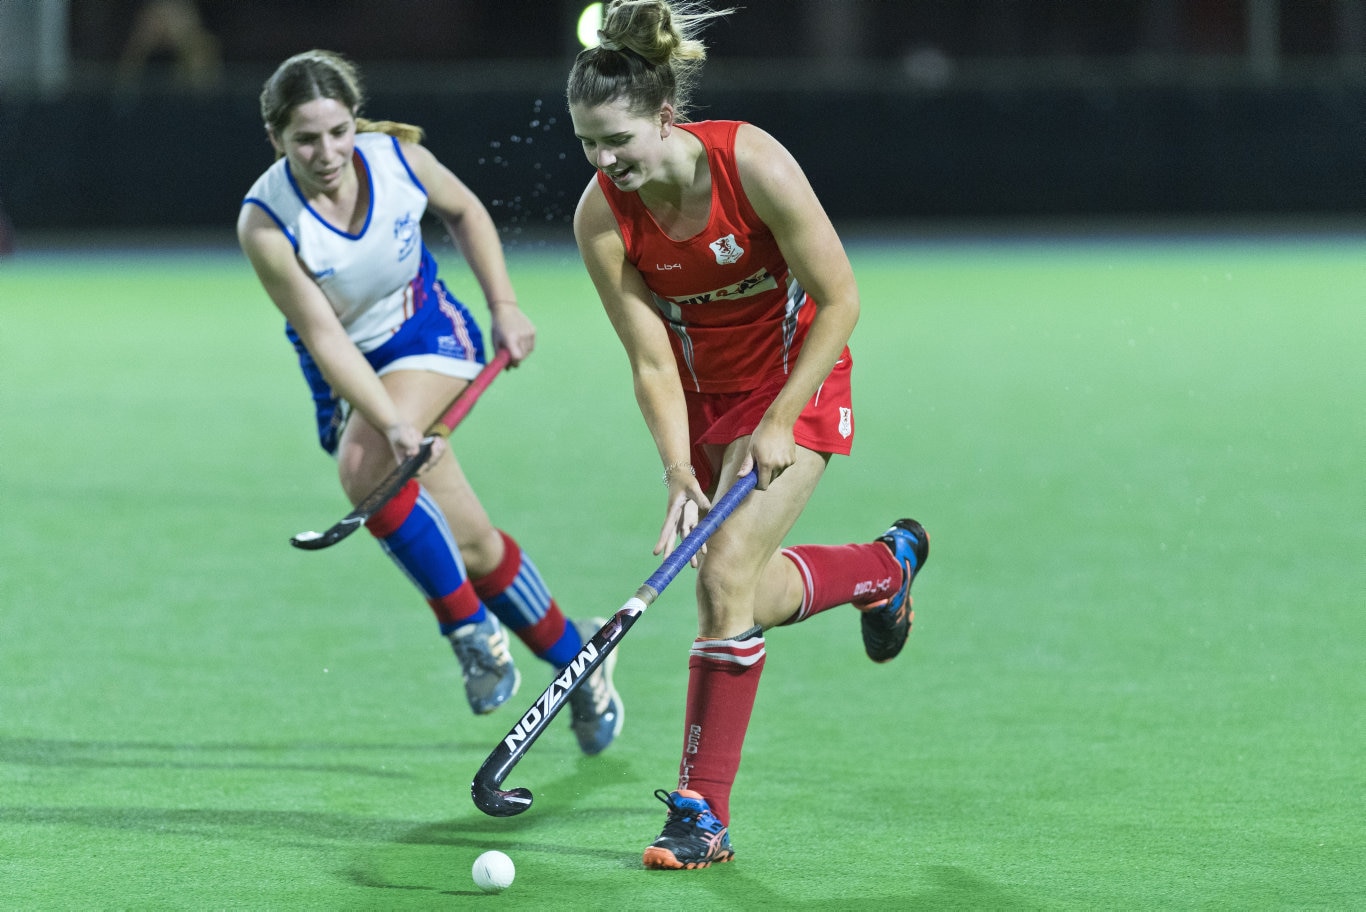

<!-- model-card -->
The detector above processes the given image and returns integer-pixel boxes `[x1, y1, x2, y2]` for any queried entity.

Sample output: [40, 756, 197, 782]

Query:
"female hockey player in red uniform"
[568, 0, 930, 870]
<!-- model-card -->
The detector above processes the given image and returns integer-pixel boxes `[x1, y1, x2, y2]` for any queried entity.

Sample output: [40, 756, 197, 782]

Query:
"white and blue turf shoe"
[448, 615, 520, 715]
[567, 618, 624, 755]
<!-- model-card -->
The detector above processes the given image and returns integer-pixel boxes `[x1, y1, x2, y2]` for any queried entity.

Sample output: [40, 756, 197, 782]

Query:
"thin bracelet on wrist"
[662, 461, 695, 486]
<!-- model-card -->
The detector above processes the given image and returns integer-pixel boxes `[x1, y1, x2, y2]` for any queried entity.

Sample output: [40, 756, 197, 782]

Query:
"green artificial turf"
[1, 233, 1361, 909]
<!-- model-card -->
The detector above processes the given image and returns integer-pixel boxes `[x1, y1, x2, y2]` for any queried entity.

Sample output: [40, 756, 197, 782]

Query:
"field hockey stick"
[471, 468, 759, 817]
[289, 348, 513, 550]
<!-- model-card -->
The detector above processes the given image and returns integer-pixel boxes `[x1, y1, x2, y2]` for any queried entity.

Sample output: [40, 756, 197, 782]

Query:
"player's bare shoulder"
[572, 177, 615, 244]
[733, 123, 815, 224]
[395, 138, 442, 184]
[236, 201, 291, 268]
[734, 124, 802, 180]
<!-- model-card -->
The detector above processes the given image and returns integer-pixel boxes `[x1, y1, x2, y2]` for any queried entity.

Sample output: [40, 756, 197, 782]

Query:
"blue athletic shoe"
[642, 789, 735, 870]
[447, 615, 520, 715]
[857, 519, 929, 663]
[567, 618, 624, 755]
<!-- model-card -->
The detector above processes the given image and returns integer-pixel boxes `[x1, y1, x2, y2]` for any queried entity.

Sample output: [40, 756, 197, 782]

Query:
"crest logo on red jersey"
[709, 233, 744, 265]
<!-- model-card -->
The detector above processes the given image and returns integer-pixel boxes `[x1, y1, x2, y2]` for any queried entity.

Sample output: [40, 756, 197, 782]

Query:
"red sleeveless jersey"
[597, 120, 843, 393]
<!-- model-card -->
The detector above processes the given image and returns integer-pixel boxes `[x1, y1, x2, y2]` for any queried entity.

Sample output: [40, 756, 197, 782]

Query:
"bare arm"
[734, 124, 860, 485]
[403, 142, 533, 363]
[235, 203, 421, 461]
[573, 179, 712, 555]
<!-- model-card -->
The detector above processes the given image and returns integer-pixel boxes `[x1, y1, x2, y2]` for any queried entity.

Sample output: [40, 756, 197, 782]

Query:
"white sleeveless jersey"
[244, 132, 428, 351]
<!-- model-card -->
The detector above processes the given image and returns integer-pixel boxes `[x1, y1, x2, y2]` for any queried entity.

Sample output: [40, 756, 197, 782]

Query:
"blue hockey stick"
[471, 469, 759, 817]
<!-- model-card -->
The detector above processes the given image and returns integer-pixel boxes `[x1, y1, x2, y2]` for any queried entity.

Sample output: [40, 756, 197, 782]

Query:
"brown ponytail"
[566, 0, 733, 120]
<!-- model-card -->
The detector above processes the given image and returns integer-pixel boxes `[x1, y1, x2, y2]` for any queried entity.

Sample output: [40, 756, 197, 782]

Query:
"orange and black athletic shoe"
[856, 519, 929, 663]
[642, 789, 735, 870]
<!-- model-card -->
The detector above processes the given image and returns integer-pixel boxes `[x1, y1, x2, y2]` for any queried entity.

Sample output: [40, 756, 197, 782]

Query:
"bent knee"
[336, 441, 395, 503]
[696, 561, 759, 613]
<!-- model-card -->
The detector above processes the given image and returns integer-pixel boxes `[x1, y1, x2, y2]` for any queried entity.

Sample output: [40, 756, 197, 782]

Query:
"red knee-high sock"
[779, 542, 902, 625]
[678, 630, 766, 826]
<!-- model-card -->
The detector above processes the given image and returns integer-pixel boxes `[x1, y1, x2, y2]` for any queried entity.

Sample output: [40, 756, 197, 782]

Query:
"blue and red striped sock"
[365, 479, 485, 631]
[472, 530, 582, 667]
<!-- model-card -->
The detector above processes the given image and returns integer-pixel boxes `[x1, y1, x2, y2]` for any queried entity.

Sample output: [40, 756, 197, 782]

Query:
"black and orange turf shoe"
[856, 518, 930, 663]
[642, 789, 735, 870]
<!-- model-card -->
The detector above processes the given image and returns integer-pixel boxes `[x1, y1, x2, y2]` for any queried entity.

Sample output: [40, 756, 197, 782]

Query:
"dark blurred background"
[1, 0, 1363, 237]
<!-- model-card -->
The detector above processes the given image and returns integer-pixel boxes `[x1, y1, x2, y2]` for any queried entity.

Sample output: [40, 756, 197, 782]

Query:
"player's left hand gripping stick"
[470, 469, 759, 817]
[290, 349, 512, 550]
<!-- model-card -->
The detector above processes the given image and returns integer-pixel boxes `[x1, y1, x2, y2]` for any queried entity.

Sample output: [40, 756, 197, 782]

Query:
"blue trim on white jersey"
[284, 147, 376, 241]
[390, 135, 426, 194]
[241, 198, 298, 250]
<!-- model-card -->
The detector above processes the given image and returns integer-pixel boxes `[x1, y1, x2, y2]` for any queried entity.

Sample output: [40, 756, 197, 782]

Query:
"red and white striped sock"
[676, 628, 766, 826]
[779, 542, 902, 625]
